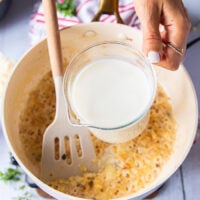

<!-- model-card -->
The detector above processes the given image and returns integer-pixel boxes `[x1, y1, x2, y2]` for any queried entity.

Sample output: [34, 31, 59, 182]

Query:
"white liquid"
[71, 58, 151, 128]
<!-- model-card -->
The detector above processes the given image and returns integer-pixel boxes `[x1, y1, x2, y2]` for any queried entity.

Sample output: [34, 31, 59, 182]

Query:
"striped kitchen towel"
[29, 0, 140, 45]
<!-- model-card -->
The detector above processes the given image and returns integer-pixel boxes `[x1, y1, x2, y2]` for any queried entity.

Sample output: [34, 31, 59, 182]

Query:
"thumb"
[143, 24, 162, 64]
[134, 0, 163, 63]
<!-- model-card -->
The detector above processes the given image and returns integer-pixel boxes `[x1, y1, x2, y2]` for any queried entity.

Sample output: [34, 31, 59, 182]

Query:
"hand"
[133, 0, 191, 70]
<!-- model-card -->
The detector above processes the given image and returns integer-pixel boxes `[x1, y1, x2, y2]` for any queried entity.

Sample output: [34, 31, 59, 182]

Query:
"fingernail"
[148, 51, 160, 63]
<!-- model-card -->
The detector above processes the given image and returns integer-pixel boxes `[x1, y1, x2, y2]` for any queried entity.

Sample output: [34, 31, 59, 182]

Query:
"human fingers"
[159, 0, 191, 70]
[134, 0, 163, 64]
[133, 0, 191, 70]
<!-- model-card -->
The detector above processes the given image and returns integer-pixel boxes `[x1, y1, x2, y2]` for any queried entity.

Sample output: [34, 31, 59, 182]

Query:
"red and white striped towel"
[29, 0, 140, 45]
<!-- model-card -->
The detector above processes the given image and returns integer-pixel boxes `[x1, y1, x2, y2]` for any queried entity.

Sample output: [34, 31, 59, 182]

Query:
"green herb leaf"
[19, 185, 26, 190]
[14, 191, 33, 200]
[56, 0, 76, 16]
[0, 167, 22, 182]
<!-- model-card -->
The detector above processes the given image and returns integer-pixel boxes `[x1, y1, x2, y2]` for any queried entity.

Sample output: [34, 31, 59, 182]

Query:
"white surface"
[0, 126, 46, 200]
[183, 0, 200, 25]
[0, 0, 200, 200]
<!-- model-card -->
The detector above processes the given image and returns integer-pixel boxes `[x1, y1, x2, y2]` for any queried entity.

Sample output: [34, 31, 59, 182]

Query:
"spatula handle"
[42, 0, 63, 76]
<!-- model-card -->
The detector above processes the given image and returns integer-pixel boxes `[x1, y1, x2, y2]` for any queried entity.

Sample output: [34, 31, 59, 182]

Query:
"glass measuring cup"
[63, 41, 157, 143]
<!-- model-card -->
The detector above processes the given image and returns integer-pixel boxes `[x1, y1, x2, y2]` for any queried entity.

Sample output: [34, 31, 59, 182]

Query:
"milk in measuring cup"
[71, 57, 151, 129]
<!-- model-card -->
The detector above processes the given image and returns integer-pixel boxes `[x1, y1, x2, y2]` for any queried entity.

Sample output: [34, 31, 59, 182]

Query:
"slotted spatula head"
[41, 0, 97, 182]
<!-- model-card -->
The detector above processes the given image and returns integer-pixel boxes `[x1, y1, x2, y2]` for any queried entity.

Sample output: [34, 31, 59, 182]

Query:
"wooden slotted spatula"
[41, 0, 97, 182]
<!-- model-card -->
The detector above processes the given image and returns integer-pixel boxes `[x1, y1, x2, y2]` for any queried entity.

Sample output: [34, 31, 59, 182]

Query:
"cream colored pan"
[2, 23, 198, 199]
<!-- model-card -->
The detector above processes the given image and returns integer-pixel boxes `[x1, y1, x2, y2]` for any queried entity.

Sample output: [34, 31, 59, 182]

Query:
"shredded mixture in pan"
[19, 71, 176, 200]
